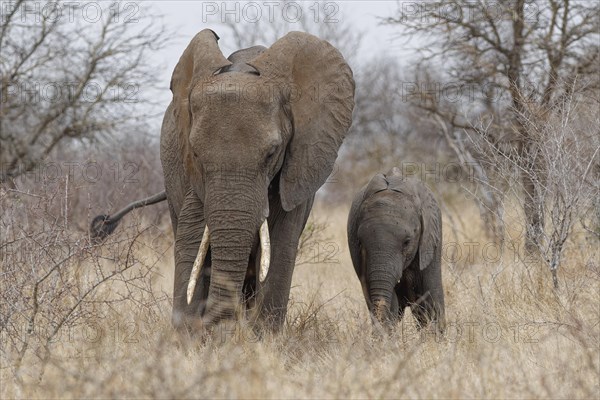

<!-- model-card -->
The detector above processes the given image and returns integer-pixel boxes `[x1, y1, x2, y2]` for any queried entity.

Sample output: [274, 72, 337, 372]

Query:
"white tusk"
[187, 225, 210, 305]
[259, 220, 270, 283]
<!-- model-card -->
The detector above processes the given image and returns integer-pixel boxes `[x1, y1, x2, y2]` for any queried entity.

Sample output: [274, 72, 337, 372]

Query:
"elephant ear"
[363, 173, 390, 198]
[364, 169, 409, 198]
[170, 29, 231, 148]
[415, 181, 441, 271]
[384, 167, 411, 195]
[249, 32, 355, 211]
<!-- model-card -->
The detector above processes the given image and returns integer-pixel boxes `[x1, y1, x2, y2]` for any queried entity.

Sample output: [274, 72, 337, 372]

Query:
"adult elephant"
[91, 30, 355, 332]
[347, 168, 445, 333]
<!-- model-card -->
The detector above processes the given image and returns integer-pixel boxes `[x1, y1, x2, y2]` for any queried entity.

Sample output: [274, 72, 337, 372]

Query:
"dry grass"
[1, 198, 598, 399]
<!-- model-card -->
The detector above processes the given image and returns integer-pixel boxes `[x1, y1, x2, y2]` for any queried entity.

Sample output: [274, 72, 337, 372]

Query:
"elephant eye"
[402, 239, 411, 247]
[265, 146, 277, 162]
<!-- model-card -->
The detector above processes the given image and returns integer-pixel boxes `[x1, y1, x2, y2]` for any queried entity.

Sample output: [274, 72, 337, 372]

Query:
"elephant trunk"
[200, 174, 267, 326]
[368, 272, 396, 325]
[366, 250, 402, 326]
[203, 221, 255, 324]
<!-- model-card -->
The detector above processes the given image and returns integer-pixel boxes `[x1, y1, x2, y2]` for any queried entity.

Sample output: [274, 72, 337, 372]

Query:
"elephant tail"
[90, 191, 167, 243]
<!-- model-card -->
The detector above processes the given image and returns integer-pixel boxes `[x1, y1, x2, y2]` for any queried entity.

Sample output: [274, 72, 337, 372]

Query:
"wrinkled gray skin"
[91, 30, 355, 333]
[347, 168, 445, 333]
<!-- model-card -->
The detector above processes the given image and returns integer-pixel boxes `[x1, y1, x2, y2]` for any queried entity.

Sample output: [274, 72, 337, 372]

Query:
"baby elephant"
[347, 167, 445, 332]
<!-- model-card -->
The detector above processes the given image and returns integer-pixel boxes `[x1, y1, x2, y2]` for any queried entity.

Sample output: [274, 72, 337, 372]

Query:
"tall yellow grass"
[2, 202, 598, 399]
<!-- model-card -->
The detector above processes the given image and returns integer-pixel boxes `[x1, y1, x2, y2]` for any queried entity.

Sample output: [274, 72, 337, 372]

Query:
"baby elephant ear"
[363, 173, 390, 198]
[417, 183, 441, 270]
[249, 31, 355, 211]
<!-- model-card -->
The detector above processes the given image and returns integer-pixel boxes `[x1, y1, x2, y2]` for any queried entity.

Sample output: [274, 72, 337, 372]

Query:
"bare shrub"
[1, 0, 168, 184]
[470, 91, 599, 287]
[385, 0, 600, 253]
[6, 130, 167, 233]
[0, 181, 169, 387]
[295, 216, 336, 266]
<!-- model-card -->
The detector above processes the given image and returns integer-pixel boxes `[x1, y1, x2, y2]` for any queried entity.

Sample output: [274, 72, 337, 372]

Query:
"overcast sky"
[145, 1, 407, 113]
[150, 1, 400, 53]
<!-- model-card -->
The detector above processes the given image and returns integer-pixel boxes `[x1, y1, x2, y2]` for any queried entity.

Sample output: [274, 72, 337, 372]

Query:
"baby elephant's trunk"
[369, 295, 398, 336]
[366, 251, 403, 329]
[368, 278, 396, 327]
[371, 297, 392, 323]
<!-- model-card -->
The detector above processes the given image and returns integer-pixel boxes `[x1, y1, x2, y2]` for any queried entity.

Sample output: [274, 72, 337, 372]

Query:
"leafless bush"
[329, 58, 412, 202]
[295, 216, 336, 266]
[0, 180, 169, 387]
[385, 0, 600, 252]
[324, 56, 457, 205]
[5, 130, 167, 233]
[470, 92, 599, 287]
[1, 0, 168, 184]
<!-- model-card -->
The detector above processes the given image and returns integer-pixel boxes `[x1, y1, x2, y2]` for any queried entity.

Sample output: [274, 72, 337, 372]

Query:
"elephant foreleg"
[255, 196, 314, 331]
[390, 290, 400, 319]
[172, 190, 209, 331]
[394, 281, 411, 324]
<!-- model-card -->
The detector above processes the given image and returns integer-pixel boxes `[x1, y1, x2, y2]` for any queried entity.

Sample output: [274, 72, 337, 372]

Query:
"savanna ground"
[1, 180, 598, 399]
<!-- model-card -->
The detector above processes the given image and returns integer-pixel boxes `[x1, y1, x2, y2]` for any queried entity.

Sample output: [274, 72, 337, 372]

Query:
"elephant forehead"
[359, 195, 420, 226]
[357, 218, 418, 243]
[191, 73, 284, 113]
[363, 191, 415, 211]
[195, 104, 277, 134]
